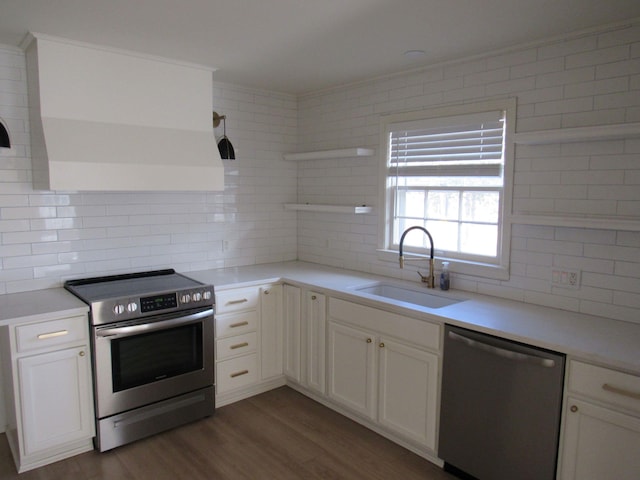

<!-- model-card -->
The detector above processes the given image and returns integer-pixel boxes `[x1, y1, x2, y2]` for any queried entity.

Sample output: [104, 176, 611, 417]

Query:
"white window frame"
[377, 98, 515, 280]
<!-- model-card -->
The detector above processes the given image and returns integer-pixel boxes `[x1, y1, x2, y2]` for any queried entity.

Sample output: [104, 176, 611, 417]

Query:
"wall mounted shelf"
[513, 122, 640, 145]
[283, 148, 374, 161]
[509, 214, 640, 232]
[284, 204, 372, 214]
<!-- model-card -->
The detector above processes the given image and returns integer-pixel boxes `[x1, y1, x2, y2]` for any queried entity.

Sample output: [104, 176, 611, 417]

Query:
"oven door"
[93, 306, 214, 418]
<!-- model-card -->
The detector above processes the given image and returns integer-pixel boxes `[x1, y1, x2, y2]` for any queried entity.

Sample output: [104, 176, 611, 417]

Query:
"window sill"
[376, 249, 509, 281]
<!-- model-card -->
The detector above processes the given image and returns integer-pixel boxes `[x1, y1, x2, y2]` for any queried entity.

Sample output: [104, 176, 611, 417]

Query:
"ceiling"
[1, 0, 639, 94]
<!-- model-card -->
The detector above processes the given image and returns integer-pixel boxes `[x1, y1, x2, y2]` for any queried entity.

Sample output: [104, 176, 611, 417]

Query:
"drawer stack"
[215, 287, 260, 394]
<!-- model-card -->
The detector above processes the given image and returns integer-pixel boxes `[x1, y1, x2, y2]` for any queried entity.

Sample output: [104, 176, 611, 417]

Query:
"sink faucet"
[399, 226, 435, 288]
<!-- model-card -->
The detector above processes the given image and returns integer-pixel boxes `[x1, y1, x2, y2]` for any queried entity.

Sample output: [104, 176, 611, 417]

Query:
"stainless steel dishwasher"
[439, 325, 565, 480]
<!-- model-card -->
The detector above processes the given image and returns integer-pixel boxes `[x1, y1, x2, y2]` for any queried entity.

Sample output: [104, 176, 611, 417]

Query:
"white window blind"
[389, 110, 505, 178]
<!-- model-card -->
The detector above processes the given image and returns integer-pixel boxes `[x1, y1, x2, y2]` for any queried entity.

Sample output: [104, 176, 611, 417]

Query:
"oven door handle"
[96, 308, 213, 339]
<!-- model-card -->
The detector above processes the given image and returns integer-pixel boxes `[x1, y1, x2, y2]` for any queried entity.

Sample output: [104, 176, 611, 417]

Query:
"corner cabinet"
[0, 314, 95, 473]
[327, 298, 441, 452]
[559, 361, 640, 479]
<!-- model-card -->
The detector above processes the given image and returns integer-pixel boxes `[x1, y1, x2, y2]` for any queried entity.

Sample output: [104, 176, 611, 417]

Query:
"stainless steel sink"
[355, 283, 464, 309]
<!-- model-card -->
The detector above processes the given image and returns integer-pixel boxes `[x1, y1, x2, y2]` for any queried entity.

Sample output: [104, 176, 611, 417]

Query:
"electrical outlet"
[551, 268, 580, 289]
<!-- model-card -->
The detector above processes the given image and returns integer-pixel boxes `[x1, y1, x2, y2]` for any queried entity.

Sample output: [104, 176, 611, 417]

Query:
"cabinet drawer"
[16, 316, 88, 353]
[216, 332, 258, 360]
[215, 287, 260, 314]
[569, 361, 640, 415]
[216, 354, 258, 393]
[216, 311, 258, 338]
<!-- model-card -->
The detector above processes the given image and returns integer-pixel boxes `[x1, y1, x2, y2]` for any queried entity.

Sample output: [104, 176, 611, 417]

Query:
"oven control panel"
[91, 287, 214, 325]
[140, 293, 178, 313]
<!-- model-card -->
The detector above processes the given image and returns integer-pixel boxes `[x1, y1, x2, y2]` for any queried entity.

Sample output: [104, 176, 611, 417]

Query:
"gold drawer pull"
[37, 330, 69, 340]
[366, 338, 372, 343]
[229, 321, 250, 328]
[311, 295, 317, 300]
[602, 383, 640, 401]
[227, 298, 248, 305]
[230, 342, 249, 350]
[230, 370, 249, 378]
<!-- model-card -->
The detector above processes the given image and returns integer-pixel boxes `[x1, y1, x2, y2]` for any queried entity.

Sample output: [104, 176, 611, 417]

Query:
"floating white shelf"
[513, 122, 640, 145]
[284, 203, 372, 214]
[509, 214, 640, 232]
[283, 147, 375, 161]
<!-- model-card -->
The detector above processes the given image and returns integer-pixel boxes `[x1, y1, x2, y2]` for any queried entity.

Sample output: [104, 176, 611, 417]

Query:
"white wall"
[0, 45, 298, 294]
[1, 22, 639, 327]
[295, 21, 640, 325]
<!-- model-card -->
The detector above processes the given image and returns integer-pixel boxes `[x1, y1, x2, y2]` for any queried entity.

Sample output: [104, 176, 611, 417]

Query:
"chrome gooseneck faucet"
[399, 226, 435, 288]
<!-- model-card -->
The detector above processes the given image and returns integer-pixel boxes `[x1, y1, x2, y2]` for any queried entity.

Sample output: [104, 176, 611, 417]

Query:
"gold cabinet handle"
[230, 342, 249, 350]
[37, 330, 69, 340]
[229, 321, 250, 328]
[230, 370, 249, 378]
[379, 342, 385, 348]
[311, 295, 317, 300]
[602, 383, 640, 401]
[264, 290, 270, 295]
[227, 298, 248, 305]
[79, 350, 86, 357]
[366, 338, 372, 343]
[570, 405, 578, 413]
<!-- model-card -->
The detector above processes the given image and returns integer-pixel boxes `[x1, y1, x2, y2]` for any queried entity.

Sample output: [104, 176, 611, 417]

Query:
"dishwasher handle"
[447, 330, 556, 368]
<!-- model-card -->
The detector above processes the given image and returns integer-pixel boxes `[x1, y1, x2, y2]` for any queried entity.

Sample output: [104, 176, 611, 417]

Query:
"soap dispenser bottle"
[440, 262, 450, 290]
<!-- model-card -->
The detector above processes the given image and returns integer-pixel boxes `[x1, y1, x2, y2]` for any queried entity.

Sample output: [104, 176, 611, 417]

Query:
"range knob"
[127, 302, 138, 313]
[113, 304, 125, 315]
[202, 290, 212, 300]
[192, 292, 202, 302]
[180, 293, 191, 304]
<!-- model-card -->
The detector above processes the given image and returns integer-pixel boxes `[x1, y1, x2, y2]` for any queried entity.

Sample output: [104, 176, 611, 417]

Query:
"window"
[378, 99, 514, 279]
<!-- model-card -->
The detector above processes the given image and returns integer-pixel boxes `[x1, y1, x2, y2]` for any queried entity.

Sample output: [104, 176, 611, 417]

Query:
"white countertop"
[187, 261, 640, 374]
[0, 288, 88, 327]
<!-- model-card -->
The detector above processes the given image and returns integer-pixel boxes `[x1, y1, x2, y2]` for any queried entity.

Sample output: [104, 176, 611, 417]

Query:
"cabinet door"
[305, 291, 326, 394]
[19, 346, 93, 456]
[328, 322, 376, 419]
[560, 397, 640, 480]
[283, 285, 301, 382]
[377, 337, 439, 450]
[260, 284, 283, 380]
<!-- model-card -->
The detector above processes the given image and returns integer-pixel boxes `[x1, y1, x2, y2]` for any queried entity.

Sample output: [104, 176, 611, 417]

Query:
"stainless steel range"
[64, 269, 215, 452]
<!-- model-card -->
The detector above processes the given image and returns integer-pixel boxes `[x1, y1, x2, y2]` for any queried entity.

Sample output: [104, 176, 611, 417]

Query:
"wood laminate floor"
[0, 387, 456, 479]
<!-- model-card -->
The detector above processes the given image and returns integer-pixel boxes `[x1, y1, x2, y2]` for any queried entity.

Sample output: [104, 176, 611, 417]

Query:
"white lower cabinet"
[328, 322, 376, 418]
[378, 337, 439, 447]
[283, 286, 326, 395]
[559, 361, 640, 479]
[260, 285, 283, 380]
[283, 285, 301, 382]
[303, 291, 326, 395]
[0, 315, 95, 473]
[327, 298, 440, 452]
[19, 347, 93, 456]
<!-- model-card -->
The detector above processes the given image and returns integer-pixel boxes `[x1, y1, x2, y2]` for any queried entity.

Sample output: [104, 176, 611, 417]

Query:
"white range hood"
[23, 33, 225, 191]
